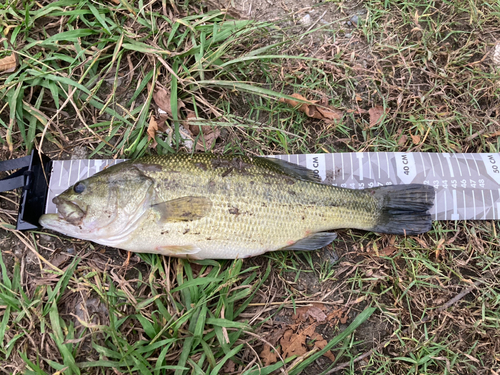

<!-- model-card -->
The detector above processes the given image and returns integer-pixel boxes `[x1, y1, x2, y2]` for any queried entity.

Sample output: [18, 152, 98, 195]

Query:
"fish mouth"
[52, 196, 86, 225]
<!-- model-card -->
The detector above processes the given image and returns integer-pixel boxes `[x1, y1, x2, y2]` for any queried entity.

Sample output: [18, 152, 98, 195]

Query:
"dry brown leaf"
[326, 308, 349, 325]
[181, 109, 220, 151]
[260, 344, 279, 366]
[153, 87, 184, 117]
[185, 109, 212, 136]
[280, 325, 314, 359]
[378, 246, 397, 257]
[368, 105, 387, 127]
[316, 106, 343, 121]
[222, 359, 236, 373]
[280, 93, 343, 121]
[292, 305, 327, 323]
[311, 333, 336, 361]
[411, 134, 421, 144]
[147, 115, 159, 147]
[195, 128, 220, 151]
[397, 134, 407, 147]
[0, 54, 17, 74]
[259, 327, 287, 366]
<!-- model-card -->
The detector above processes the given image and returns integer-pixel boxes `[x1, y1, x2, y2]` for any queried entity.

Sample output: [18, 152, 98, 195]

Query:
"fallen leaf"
[183, 111, 220, 151]
[222, 359, 236, 373]
[326, 308, 349, 325]
[368, 105, 387, 127]
[280, 93, 343, 121]
[310, 333, 336, 361]
[411, 134, 421, 144]
[195, 128, 220, 151]
[397, 134, 407, 146]
[259, 327, 287, 366]
[280, 325, 313, 359]
[379, 246, 397, 257]
[147, 115, 159, 147]
[185, 109, 211, 136]
[0, 53, 17, 74]
[153, 87, 184, 118]
[292, 305, 327, 323]
[260, 344, 279, 366]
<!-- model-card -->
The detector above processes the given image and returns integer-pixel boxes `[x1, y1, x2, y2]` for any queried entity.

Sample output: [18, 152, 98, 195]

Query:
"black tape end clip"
[0, 151, 52, 231]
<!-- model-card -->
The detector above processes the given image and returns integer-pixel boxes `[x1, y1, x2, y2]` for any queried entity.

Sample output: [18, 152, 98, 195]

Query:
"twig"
[325, 279, 484, 374]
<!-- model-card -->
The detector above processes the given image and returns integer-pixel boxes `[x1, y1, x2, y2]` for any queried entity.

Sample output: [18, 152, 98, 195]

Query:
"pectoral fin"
[153, 196, 212, 222]
[281, 232, 337, 251]
[155, 244, 201, 257]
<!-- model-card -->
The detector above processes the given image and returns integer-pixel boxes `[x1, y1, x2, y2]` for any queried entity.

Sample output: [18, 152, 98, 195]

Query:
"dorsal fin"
[254, 157, 322, 183]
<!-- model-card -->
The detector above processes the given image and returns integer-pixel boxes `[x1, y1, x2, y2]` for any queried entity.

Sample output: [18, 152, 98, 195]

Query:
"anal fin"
[155, 244, 201, 257]
[281, 232, 337, 251]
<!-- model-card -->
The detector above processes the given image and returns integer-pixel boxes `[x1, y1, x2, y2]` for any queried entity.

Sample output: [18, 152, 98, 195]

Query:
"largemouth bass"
[39, 154, 435, 259]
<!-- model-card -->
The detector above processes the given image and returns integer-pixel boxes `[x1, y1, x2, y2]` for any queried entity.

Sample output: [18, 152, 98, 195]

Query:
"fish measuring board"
[45, 153, 500, 221]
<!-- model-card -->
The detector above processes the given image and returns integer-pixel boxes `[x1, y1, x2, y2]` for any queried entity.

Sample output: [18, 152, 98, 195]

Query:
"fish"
[39, 154, 435, 259]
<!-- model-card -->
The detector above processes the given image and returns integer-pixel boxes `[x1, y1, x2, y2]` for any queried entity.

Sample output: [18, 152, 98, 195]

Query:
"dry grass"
[1, 0, 500, 374]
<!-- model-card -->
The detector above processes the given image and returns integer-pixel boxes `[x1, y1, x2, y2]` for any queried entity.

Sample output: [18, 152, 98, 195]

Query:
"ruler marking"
[58, 160, 64, 187]
[349, 153, 353, 181]
[77, 160, 82, 181]
[87, 159, 90, 178]
[455, 154, 463, 177]
[498, 188, 500, 220]
[332, 154, 335, 181]
[341, 154, 345, 181]
[357, 153, 364, 181]
[490, 190, 495, 219]
[472, 190, 476, 220]
[377, 153, 381, 179]
[437, 154, 445, 176]
[444, 192, 447, 220]
[451, 190, 459, 220]
[368, 153, 372, 179]
[463, 155, 472, 176]
[481, 190, 486, 219]
[471, 154, 481, 177]
[419, 153, 427, 178]
[67, 160, 73, 186]
[443, 153, 454, 178]
[429, 154, 436, 177]
[463, 190, 467, 219]
[386, 153, 390, 179]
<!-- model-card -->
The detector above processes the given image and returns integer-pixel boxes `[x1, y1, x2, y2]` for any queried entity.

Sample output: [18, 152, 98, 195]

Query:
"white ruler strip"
[45, 153, 500, 221]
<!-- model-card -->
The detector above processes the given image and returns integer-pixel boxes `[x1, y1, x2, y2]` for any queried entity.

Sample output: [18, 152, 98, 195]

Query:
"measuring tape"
[44, 152, 500, 221]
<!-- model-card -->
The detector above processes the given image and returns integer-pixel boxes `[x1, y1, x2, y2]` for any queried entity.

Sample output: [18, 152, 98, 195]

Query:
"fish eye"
[73, 182, 86, 194]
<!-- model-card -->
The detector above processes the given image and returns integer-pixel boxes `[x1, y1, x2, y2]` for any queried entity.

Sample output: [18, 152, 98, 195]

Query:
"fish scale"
[39, 154, 435, 259]
[135, 155, 373, 258]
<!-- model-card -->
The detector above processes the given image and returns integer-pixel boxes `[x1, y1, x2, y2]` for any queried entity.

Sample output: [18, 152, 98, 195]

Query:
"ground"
[0, 0, 500, 374]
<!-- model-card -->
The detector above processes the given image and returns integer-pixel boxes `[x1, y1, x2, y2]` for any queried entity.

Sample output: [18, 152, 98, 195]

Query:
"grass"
[1, 0, 500, 374]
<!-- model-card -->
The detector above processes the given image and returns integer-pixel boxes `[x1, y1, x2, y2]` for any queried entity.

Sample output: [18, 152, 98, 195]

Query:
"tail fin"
[371, 184, 435, 235]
